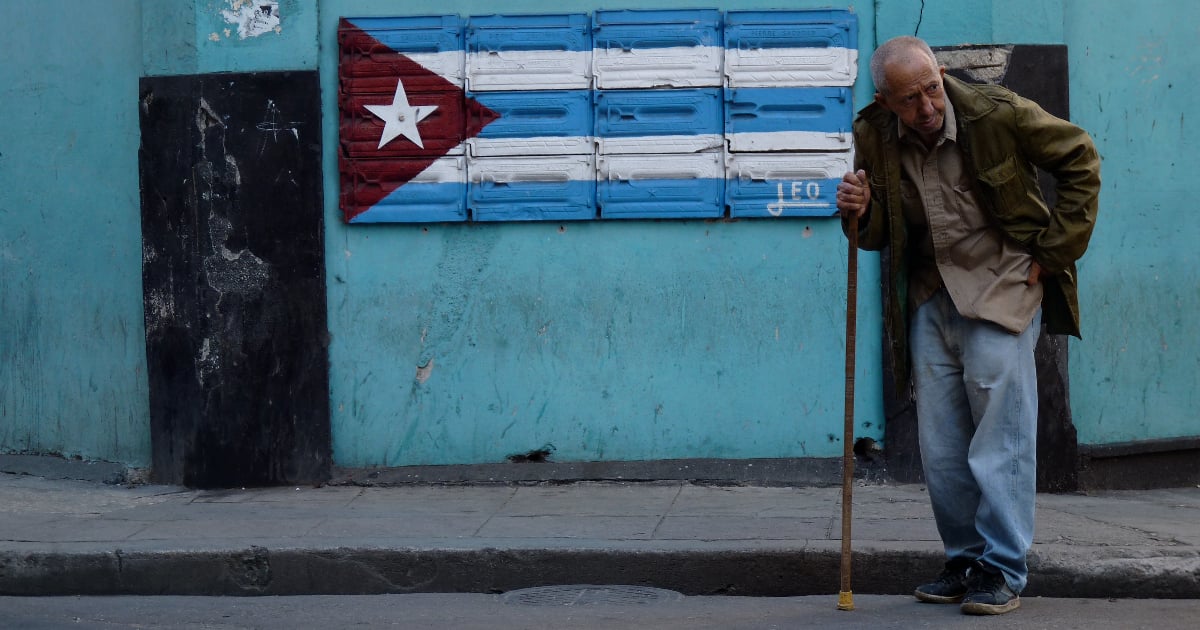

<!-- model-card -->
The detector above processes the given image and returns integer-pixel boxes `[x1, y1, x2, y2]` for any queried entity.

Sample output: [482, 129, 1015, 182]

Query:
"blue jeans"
[910, 289, 1041, 593]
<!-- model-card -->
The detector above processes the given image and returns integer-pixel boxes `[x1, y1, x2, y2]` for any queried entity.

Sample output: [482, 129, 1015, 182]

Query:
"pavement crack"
[472, 485, 518, 537]
[1041, 506, 1178, 546]
[648, 482, 684, 540]
[346, 486, 366, 507]
[824, 493, 839, 540]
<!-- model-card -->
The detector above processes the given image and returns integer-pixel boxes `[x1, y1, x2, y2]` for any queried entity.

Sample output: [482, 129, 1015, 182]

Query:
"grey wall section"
[139, 71, 331, 488]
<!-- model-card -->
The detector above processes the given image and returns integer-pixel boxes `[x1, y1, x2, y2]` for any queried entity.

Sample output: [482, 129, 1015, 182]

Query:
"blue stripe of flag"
[470, 87, 848, 142]
[467, 13, 592, 52]
[726, 87, 853, 134]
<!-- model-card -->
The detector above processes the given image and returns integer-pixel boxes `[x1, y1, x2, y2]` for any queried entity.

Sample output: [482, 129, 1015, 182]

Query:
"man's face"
[875, 54, 947, 143]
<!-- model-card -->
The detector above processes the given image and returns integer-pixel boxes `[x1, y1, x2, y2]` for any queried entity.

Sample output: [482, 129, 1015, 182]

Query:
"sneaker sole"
[961, 597, 1021, 615]
[914, 590, 965, 604]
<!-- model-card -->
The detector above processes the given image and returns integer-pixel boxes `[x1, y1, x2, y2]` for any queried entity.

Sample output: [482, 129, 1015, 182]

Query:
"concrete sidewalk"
[0, 472, 1196, 598]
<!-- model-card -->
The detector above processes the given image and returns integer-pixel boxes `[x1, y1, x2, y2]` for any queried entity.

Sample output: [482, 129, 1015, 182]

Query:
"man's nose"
[918, 96, 934, 116]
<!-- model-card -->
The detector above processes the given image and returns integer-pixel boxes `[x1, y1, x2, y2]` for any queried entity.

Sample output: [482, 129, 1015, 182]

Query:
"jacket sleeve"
[1014, 97, 1102, 274]
[841, 123, 889, 252]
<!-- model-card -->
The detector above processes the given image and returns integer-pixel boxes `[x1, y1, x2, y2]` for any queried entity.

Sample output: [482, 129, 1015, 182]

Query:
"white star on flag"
[365, 79, 438, 149]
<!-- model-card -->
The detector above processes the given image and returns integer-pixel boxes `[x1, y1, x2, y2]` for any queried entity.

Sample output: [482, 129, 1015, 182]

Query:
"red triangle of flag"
[338, 19, 499, 221]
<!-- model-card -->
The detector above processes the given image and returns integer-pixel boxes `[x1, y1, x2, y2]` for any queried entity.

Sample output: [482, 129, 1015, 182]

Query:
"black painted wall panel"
[139, 71, 330, 488]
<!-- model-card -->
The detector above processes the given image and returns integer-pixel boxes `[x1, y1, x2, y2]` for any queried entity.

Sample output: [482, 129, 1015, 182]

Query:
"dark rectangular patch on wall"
[139, 71, 330, 488]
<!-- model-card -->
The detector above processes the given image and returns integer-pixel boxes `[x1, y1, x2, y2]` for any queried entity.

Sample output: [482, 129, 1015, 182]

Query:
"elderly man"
[836, 36, 1100, 615]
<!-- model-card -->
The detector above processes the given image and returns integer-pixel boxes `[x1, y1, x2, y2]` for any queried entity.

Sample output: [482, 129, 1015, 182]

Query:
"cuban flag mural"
[338, 9, 857, 223]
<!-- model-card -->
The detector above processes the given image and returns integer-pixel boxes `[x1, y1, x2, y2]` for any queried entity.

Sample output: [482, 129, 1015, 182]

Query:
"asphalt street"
[2, 593, 1199, 629]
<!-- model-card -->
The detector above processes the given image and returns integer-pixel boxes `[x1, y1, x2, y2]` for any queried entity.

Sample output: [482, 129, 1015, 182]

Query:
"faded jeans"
[911, 289, 1041, 593]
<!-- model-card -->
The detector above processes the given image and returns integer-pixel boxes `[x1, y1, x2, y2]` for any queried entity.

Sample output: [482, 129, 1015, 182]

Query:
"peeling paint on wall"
[415, 359, 435, 384]
[220, 0, 281, 39]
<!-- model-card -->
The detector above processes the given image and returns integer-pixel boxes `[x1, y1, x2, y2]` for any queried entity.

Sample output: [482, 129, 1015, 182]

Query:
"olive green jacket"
[846, 75, 1101, 391]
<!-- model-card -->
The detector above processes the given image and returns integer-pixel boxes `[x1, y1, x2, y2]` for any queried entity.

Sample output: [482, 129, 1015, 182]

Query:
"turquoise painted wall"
[320, 0, 884, 467]
[1065, 0, 1200, 445]
[0, 1, 151, 465]
[875, 0, 1064, 46]
[2, 0, 1193, 471]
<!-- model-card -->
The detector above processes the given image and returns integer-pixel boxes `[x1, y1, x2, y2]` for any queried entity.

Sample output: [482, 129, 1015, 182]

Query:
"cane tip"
[837, 591, 855, 611]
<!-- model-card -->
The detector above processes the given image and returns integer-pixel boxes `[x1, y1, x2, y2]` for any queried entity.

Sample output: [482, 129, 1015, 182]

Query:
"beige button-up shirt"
[897, 99, 1043, 334]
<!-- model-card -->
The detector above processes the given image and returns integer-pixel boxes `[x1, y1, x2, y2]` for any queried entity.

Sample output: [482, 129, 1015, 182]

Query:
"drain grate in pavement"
[502, 585, 684, 607]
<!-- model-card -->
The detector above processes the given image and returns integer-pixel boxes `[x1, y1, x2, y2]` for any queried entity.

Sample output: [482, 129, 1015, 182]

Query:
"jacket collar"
[943, 74, 999, 121]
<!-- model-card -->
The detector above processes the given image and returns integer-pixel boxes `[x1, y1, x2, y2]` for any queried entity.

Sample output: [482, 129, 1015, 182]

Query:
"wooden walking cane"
[837, 213, 858, 611]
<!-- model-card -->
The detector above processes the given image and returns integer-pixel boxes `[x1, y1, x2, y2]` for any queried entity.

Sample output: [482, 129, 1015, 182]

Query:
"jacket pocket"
[869, 172, 888, 198]
[977, 156, 1022, 214]
[976, 155, 1049, 236]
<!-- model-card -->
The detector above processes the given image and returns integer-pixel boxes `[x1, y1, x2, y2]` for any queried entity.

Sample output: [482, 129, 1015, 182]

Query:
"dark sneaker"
[960, 564, 1021, 615]
[913, 563, 971, 604]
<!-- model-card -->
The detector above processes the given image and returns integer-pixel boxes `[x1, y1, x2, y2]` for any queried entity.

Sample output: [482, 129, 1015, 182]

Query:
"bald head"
[870, 36, 939, 96]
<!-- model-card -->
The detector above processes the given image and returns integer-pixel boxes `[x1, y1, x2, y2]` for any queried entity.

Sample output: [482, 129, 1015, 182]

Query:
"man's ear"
[874, 91, 890, 111]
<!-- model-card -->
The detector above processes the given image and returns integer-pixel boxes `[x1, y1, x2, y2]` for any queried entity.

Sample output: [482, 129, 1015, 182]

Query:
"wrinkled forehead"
[886, 46, 938, 74]
[882, 53, 941, 92]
